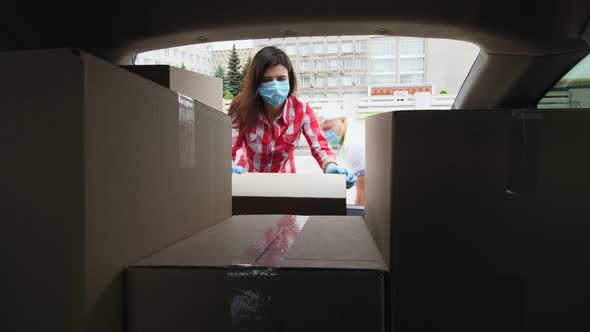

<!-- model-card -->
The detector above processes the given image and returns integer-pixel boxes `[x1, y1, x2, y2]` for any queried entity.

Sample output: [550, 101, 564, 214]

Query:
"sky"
[209, 40, 254, 51]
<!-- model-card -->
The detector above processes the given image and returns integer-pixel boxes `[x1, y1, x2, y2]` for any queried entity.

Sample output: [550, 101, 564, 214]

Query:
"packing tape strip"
[177, 93, 196, 169]
[228, 215, 308, 330]
[226, 268, 278, 331]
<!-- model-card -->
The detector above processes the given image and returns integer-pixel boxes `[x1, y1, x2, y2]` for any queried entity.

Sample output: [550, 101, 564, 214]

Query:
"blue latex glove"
[325, 164, 358, 189]
[232, 166, 245, 174]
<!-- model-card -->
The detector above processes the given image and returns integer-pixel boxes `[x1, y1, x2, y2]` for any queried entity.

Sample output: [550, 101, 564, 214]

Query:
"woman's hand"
[325, 164, 357, 189]
[232, 166, 245, 174]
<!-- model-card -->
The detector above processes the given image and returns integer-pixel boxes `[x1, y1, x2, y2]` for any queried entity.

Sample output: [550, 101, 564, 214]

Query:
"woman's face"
[262, 65, 289, 83]
[321, 118, 347, 137]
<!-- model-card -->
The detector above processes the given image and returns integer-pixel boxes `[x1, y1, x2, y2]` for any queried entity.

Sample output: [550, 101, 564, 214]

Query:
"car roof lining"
[3, 1, 590, 60]
[2, 0, 590, 109]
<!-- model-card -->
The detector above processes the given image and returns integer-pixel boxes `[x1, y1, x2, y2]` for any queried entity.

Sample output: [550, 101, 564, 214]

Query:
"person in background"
[229, 46, 357, 189]
[318, 106, 366, 205]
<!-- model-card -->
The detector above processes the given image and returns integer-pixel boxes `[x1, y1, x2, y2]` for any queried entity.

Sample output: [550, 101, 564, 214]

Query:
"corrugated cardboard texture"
[364, 111, 393, 265]
[121, 65, 224, 111]
[127, 268, 386, 332]
[2, 48, 86, 332]
[500, 110, 590, 331]
[366, 110, 511, 267]
[127, 215, 388, 332]
[2, 49, 231, 332]
[365, 110, 590, 331]
[366, 110, 512, 331]
[232, 173, 347, 215]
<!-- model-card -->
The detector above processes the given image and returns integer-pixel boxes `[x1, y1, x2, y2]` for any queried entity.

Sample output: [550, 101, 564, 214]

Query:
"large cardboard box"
[365, 110, 590, 331]
[121, 64, 224, 112]
[500, 110, 590, 331]
[2, 49, 231, 332]
[232, 173, 347, 215]
[126, 215, 389, 332]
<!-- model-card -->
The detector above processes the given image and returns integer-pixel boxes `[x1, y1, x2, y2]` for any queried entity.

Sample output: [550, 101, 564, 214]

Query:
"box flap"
[282, 216, 386, 269]
[133, 215, 387, 272]
[134, 215, 281, 267]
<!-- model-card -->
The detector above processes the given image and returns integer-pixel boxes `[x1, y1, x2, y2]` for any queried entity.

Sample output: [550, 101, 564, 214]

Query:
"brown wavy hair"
[228, 46, 298, 136]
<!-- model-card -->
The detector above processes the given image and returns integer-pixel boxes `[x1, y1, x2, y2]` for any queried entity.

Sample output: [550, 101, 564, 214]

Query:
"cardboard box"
[121, 64, 224, 112]
[365, 110, 590, 331]
[2, 49, 231, 332]
[126, 215, 389, 332]
[232, 173, 347, 215]
[501, 110, 590, 331]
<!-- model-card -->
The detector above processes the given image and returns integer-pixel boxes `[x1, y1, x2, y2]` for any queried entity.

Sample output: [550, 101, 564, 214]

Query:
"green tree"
[224, 90, 234, 99]
[241, 55, 252, 84]
[226, 44, 242, 96]
[215, 65, 228, 97]
[181, 62, 186, 70]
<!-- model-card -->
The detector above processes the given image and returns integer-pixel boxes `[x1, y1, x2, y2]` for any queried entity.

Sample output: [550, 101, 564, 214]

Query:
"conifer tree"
[226, 44, 242, 96]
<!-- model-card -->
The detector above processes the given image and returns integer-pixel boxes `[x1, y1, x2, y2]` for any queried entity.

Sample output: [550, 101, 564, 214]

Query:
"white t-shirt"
[340, 121, 365, 175]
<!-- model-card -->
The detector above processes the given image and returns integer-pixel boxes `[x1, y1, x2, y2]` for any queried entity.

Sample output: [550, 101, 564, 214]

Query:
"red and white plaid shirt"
[232, 95, 335, 173]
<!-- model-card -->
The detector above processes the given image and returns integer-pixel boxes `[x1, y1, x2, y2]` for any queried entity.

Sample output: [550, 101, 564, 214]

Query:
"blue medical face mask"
[323, 128, 342, 146]
[258, 80, 290, 106]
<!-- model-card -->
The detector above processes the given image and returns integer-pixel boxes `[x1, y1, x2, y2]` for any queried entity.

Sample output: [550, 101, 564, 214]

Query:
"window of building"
[400, 73, 424, 84]
[287, 44, 297, 56]
[299, 60, 310, 71]
[370, 75, 395, 85]
[399, 39, 425, 56]
[315, 76, 325, 87]
[182, 51, 187, 59]
[174, 49, 179, 57]
[369, 39, 395, 57]
[342, 41, 353, 53]
[314, 43, 324, 54]
[164, 49, 170, 56]
[190, 54, 195, 62]
[329, 59, 339, 71]
[315, 60, 325, 71]
[342, 58, 353, 70]
[371, 59, 395, 73]
[356, 74, 367, 85]
[327, 76, 338, 87]
[355, 40, 367, 53]
[356, 58, 367, 69]
[327, 42, 338, 54]
[300, 44, 310, 56]
[301, 75, 310, 87]
[342, 76, 353, 86]
[400, 58, 424, 72]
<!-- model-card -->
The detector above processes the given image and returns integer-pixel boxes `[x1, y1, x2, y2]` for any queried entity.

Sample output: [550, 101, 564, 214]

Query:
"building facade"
[135, 37, 479, 97]
[136, 44, 216, 76]
[253, 36, 479, 98]
[211, 48, 254, 73]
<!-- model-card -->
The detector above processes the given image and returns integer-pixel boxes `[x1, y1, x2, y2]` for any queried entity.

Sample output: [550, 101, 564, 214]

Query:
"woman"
[229, 46, 357, 189]
[318, 106, 366, 205]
